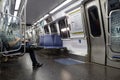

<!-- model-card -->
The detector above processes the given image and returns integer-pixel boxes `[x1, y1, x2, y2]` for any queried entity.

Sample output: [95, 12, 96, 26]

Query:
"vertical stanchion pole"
[19, 0, 28, 53]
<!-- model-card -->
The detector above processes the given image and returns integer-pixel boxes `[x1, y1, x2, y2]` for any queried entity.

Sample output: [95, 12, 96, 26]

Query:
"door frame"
[84, 0, 106, 64]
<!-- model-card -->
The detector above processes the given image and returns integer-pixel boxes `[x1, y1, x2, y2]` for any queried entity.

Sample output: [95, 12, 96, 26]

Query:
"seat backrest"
[44, 34, 54, 46]
[53, 34, 63, 47]
[39, 35, 44, 46]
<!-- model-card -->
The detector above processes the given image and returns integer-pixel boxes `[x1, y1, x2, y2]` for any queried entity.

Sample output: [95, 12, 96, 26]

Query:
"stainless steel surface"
[99, 0, 120, 68]
[107, 9, 120, 68]
[85, 0, 106, 64]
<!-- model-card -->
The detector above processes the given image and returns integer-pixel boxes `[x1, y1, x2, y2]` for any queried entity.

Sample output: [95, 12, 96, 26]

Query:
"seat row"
[39, 34, 64, 49]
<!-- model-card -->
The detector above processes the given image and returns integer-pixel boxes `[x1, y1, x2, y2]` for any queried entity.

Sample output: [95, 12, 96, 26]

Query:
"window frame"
[88, 6, 102, 37]
[44, 25, 50, 34]
[49, 22, 57, 34]
[58, 17, 70, 39]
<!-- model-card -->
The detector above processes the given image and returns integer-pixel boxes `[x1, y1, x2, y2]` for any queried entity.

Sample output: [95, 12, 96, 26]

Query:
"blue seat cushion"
[39, 36, 44, 46]
[53, 34, 63, 47]
[44, 34, 54, 46]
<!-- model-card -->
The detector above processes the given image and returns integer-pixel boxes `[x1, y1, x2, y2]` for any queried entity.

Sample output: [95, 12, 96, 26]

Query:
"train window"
[109, 10, 120, 52]
[0, 13, 22, 53]
[45, 16, 53, 23]
[44, 25, 49, 34]
[58, 18, 70, 39]
[108, 0, 120, 13]
[50, 23, 57, 34]
[88, 6, 101, 37]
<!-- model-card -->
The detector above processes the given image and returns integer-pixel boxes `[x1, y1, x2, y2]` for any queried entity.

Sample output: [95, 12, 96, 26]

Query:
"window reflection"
[50, 22, 57, 34]
[44, 25, 49, 34]
[110, 10, 120, 52]
[88, 6, 101, 37]
[58, 18, 70, 39]
[0, 13, 21, 52]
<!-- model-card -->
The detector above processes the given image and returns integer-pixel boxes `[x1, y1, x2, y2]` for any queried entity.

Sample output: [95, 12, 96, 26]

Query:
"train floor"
[0, 51, 120, 80]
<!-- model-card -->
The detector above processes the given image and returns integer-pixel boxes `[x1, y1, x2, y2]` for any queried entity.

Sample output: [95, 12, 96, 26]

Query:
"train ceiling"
[26, 0, 65, 25]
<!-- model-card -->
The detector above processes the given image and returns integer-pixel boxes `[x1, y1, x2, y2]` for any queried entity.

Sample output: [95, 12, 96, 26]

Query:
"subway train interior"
[0, 0, 120, 80]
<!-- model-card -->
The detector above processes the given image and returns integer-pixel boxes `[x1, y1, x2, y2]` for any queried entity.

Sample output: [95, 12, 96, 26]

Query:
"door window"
[109, 10, 120, 52]
[88, 6, 101, 37]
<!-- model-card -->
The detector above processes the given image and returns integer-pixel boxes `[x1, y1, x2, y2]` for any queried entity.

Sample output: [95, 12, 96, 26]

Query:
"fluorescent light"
[66, 27, 70, 30]
[14, 11, 18, 17]
[50, 0, 72, 14]
[40, 17, 44, 21]
[61, 27, 70, 32]
[61, 28, 67, 32]
[13, 11, 18, 21]
[37, 14, 49, 23]
[44, 14, 49, 19]
[34, 22, 37, 25]
[15, 0, 21, 10]
[39, 14, 49, 21]
[33, 14, 49, 26]
[8, 17, 12, 25]
[8, 17, 12, 22]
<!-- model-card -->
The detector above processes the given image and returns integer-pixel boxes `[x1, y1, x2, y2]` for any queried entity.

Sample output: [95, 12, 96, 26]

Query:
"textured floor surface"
[0, 52, 120, 80]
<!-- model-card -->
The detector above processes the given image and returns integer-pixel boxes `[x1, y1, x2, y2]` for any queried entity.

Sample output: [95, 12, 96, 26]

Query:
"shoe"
[33, 63, 43, 68]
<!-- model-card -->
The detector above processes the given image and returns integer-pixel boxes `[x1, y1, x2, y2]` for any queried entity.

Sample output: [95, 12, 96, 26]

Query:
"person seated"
[20, 38, 43, 68]
[0, 32, 43, 68]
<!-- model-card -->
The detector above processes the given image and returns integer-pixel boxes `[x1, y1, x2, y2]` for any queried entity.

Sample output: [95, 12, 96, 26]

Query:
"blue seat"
[39, 35, 44, 47]
[44, 34, 54, 47]
[53, 34, 63, 48]
[38, 34, 65, 49]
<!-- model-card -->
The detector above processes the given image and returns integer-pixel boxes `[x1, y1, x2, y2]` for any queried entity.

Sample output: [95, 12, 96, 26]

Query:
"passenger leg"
[26, 48, 43, 68]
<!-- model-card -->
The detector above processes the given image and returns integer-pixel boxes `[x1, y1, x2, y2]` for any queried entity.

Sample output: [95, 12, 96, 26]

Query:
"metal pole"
[19, 0, 28, 53]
